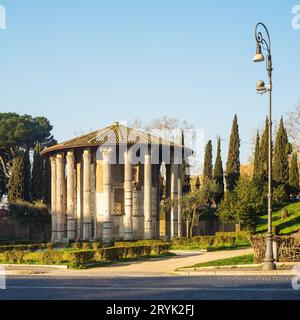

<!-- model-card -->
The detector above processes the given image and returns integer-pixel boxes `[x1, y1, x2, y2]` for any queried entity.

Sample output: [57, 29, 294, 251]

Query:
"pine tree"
[289, 153, 299, 200]
[213, 137, 224, 205]
[226, 114, 240, 192]
[257, 118, 269, 182]
[23, 149, 31, 201]
[273, 117, 289, 191]
[253, 131, 260, 181]
[8, 155, 25, 202]
[31, 143, 43, 201]
[203, 140, 213, 185]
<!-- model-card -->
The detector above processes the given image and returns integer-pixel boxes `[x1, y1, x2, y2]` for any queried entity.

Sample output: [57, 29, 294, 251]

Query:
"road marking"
[5, 286, 299, 292]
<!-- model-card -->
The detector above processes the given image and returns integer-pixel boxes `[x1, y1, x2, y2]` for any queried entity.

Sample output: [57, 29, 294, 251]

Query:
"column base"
[103, 221, 112, 244]
[124, 231, 133, 241]
[83, 222, 93, 241]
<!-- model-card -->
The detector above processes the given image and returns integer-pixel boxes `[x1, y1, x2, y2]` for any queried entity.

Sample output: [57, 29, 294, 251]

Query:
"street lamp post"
[253, 22, 276, 271]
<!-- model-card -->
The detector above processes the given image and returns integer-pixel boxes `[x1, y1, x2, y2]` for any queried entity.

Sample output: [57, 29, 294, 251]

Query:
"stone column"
[50, 156, 57, 242]
[177, 164, 183, 238]
[66, 151, 76, 241]
[56, 154, 65, 241]
[132, 184, 139, 239]
[144, 153, 152, 239]
[170, 160, 178, 239]
[124, 150, 133, 240]
[76, 161, 83, 240]
[165, 164, 171, 240]
[101, 147, 112, 244]
[83, 149, 92, 240]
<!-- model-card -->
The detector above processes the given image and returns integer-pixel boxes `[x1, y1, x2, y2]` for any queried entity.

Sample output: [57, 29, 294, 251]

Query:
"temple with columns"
[41, 122, 192, 243]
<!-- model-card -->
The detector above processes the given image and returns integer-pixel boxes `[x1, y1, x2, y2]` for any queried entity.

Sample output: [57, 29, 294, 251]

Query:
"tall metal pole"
[255, 23, 276, 270]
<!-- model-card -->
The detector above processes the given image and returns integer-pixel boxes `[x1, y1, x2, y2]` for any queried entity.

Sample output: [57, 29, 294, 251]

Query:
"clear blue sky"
[0, 0, 299, 167]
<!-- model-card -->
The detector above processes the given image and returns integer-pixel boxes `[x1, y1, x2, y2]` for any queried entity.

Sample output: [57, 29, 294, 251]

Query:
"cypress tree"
[273, 117, 289, 190]
[8, 155, 25, 202]
[181, 130, 191, 194]
[0, 164, 7, 199]
[43, 157, 51, 205]
[289, 153, 299, 200]
[203, 140, 213, 185]
[214, 137, 224, 205]
[31, 143, 43, 201]
[23, 149, 31, 202]
[253, 131, 260, 180]
[226, 114, 240, 192]
[257, 118, 269, 182]
[194, 176, 201, 190]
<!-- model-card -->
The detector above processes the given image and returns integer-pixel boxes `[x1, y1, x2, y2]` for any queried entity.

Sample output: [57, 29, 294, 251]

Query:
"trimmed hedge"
[215, 231, 251, 243]
[172, 235, 237, 249]
[0, 243, 56, 252]
[0, 250, 95, 266]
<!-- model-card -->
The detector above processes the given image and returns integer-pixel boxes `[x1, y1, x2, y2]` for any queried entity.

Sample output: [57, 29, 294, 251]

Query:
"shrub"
[81, 242, 91, 250]
[71, 242, 82, 250]
[92, 242, 101, 251]
[7, 200, 51, 224]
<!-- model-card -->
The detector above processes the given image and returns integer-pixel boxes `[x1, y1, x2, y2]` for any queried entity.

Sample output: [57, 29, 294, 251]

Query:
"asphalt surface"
[0, 275, 299, 300]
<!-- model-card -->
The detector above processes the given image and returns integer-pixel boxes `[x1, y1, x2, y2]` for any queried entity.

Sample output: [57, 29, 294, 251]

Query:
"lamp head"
[256, 80, 266, 92]
[253, 43, 265, 62]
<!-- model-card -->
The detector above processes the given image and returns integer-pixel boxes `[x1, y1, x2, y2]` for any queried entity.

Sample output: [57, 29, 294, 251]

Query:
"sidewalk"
[3, 248, 254, 277]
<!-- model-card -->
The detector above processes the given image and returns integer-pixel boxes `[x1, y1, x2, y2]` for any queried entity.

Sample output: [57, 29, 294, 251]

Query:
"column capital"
[100, 147, 113, 163]
[66, 150, 75, 160]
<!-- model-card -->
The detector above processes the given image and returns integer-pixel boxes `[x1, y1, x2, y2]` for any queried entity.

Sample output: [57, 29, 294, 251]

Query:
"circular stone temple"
[41, 122, 193, 244]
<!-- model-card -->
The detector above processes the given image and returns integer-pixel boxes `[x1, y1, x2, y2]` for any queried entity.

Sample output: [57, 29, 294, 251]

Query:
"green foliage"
[31, 143, 43, 201]
[257, 118, 269, 182]
[203, 140, 213, 184]
[218, 176, 263, 232]
[273, 117, 290, 195]
[0, 164, 7, 198]
[213, 137, 224, 205]
[8, 154, 27, 202]
[7, 200, 51, 224]
[273, 185, 287, 208]
[23, 150, 31, 201]
[289, 153, 300, 200]
[253, 131, 260, 181]
[171, 235, 238, 250]
[226, 114, 240, 192]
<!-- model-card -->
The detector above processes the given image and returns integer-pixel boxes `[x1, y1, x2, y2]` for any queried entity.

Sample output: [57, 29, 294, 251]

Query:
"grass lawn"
[256, 201, 300, 235]
[182, 254, 254, 269]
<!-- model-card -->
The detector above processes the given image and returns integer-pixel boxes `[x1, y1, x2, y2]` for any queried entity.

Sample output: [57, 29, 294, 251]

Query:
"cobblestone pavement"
[0, 275, 299, 300]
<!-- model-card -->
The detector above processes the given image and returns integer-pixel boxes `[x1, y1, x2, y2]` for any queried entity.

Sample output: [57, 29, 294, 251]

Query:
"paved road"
[0, 275, 299, 300]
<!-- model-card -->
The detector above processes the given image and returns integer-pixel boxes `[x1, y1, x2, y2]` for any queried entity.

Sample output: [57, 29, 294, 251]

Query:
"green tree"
[218, 175, 263, 232]
[0, 164, 7, 199]
[31, 143, 44, 201]
[253, 131, 260, 181]
[23, 149, 31, 202]
[257, 118, 269, 182]
[194, 176, 201, 190]
[213, 137, 224, 205]
[0, 113, 55, 178]
[226, 114, 240, 192]
[203, 140, 213, 185]
[181, 130, 191, 194]
[273, 117, 291, 194]
[8, 155, 26, 202]
[289, 153, 300, 200]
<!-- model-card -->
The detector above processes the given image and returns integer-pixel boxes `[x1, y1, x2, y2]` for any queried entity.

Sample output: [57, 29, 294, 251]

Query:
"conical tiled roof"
[41, 122, 192, 156]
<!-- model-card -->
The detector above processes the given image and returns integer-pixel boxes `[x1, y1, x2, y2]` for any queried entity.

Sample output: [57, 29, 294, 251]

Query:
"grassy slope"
[256, 201, 300, 235]
[183, 254, 254, 269]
